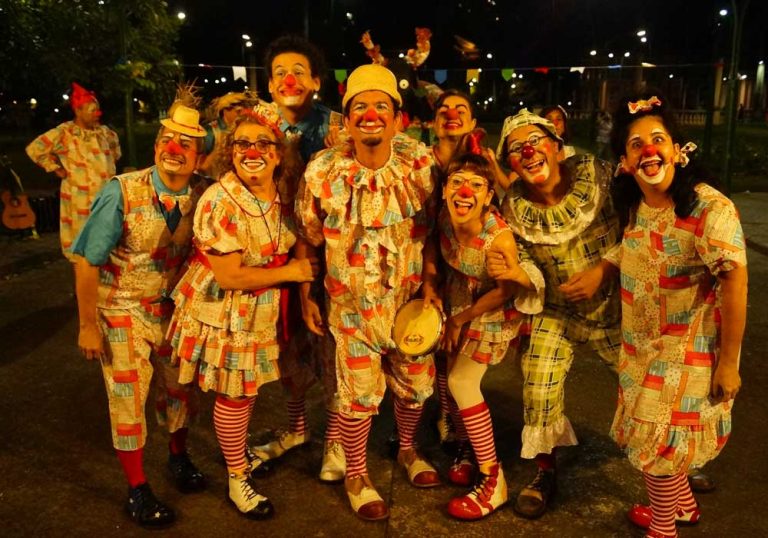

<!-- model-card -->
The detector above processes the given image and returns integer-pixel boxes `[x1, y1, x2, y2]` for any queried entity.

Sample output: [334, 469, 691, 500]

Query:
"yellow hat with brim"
[160, 105, 206, 138]
[342, 64, 403, 109]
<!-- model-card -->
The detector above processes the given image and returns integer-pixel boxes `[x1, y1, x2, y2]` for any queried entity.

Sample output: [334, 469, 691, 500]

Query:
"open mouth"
[444, 120, 462, 129]
[452, 198, 474, 217]
[358, 121, 384, 135]
[160, 155, 185, 172]
[639, 157, 662, 177]
[239, 157, 266, 174]
[524, 158, 545, 174]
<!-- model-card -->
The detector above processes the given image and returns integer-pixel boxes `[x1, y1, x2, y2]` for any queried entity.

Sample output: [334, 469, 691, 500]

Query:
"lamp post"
[722, 0, 751, 194]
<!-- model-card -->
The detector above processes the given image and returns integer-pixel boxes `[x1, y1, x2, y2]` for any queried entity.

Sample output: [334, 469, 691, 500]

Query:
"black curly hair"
[264, 35, 327, 80]
[610, 90, 718, 229]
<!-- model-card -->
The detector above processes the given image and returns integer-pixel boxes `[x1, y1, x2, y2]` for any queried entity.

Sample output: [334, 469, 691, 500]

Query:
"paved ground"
[0, 192, 766, 537]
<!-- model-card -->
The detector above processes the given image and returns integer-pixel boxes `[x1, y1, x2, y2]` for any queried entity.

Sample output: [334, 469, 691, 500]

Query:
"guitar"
[1, 156, 38, 236]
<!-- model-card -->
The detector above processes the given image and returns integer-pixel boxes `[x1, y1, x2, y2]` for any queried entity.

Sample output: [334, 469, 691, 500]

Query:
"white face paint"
[623, 122, 678, 189]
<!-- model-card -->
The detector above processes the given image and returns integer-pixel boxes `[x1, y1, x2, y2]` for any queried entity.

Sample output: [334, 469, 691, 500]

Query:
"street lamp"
[177, 11, 186, 20]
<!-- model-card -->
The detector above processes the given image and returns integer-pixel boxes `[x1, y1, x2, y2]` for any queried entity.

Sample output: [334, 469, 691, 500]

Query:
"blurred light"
[177, 11, 186, 20]
[636, 30, 646, 37]
[640, 37, 647, 43]
[469, 81, 474, 87]
[624, 51, 631, 58]
[488, 96, 493, 102]
[54, 108, 59, 113]
[62, 94, 70, 100]
[669, 74, 674, 79]
[346, 12, 353, 20]
[30, 98, 37, 105]
[511, 73, 517, 78]
[567, 101, 572, 106]
[486, 53, 493, 59]
[133, 98, 138, 102]
[198, 63, 205, 67]
[589, 49, 597, 56]
[519, 101, 524, 105]
[719, 8, 728, 16]
[477, 68, 482, 73]
[215, 80, 220, 84]
[221, 77, 227, 82]
[245, 41, 252, 48]
[608, 52, 614, 59]
[98, 0, 104, 4]
[242, 34, 250, 40]
[518, 74, 523, 79]
[495, 16, 499, 21]
[511, 83, 517, 89]
[641, 62, 657, 67]
[399, 52, 405, 58]
[739, 74, 747, 80]
[204, 79, 209, 83]
[760, 60, 765, 65]
[723, 77, 727, 81]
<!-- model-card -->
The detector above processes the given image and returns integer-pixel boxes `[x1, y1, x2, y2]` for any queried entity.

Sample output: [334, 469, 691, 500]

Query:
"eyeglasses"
[233, 139, 277, 154]
[507, 134, 549, 155]
[446, 175, 489, 193]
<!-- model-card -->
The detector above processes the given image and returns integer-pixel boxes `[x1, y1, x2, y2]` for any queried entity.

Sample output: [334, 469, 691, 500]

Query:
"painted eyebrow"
[439, 104, 469, 109]
[628, 134, 642, 143]
[650, 128, 669, 136]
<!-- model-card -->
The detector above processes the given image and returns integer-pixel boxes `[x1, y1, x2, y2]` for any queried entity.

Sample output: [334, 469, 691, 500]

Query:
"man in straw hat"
[295, 63, 441, 521]
[26, 82, 121, 265]
[71, 100, 210, 529]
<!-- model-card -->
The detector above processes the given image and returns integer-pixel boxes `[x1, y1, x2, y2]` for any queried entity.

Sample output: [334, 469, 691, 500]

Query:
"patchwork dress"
[169, 171, 296, 398]
[439, 207, 544, 364]
[296, 133, 436, 417]
[609, 184, 747, 475]
[26, 121, 120, 259]
[501, 154, 623, 458]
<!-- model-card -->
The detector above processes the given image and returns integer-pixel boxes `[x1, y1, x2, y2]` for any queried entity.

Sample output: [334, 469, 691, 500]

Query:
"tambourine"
[392, 299, 445, 357]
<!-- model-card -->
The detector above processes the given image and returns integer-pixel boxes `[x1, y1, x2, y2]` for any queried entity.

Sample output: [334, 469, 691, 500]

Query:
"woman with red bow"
[439, 132, 543, 520]
[167, 101, 318, 519]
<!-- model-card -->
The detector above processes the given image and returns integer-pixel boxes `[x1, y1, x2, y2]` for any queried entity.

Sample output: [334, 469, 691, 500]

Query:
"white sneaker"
[227, 472, 274, 519]
[319, 440, 346, 483]
[251, 429, 310, 461]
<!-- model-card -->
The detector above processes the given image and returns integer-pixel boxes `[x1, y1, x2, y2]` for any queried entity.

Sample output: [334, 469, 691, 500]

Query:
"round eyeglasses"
[233, 139, 277, 154]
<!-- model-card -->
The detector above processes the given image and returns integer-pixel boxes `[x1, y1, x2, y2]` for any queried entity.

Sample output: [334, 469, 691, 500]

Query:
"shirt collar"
[151, 167, 189, 196]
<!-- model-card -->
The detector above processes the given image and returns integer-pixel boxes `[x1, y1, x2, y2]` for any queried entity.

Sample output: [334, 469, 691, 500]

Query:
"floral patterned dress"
[169, 171, 297, 397]
[610, 184, 747, 475]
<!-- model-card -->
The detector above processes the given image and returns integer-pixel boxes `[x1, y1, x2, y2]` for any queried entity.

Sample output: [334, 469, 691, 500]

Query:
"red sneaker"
[627, 503, 701, 529]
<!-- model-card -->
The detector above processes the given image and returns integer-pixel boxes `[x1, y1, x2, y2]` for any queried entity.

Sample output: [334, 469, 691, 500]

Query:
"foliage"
[0, 0, 182, 115]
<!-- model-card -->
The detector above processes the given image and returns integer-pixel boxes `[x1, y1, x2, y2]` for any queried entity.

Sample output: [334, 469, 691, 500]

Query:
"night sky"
[172, 0, 766, 71]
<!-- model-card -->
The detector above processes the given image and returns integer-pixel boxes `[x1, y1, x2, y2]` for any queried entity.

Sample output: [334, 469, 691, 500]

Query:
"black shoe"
[125, 483, 175, 529]
[245, 445, 274, 479]
[513, 468, 556, 519]
[688, 471, 716, 493]
[168, 452, 206, 493]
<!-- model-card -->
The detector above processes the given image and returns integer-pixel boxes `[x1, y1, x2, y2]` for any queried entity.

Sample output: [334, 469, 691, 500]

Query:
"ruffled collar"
[219, 171, 280, 218]
[502, 154, 609, 244]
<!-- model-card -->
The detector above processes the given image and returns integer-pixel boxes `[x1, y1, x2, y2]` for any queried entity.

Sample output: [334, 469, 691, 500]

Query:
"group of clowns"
[27, 34, 747, 538]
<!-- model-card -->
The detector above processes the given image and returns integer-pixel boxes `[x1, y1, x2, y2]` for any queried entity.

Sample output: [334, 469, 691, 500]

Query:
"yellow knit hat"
[342, 64, 403, 109]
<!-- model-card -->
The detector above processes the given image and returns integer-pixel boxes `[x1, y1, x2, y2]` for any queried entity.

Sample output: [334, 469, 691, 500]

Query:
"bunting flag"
[232, 65, 247, 82]
[534, 67, 549, 74]
[334, 69, 348, 83]
[569, 66, 585, 74]
[501, 68, 515, 81]
[466, 68, 479, 83]
[434, 69, 448, 84]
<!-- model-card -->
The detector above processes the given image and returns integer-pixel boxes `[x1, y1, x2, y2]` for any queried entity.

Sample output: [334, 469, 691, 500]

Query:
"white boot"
[319, 440, 346, 483]
[228, 472, 274, 520]
[250, 429, 310, 461]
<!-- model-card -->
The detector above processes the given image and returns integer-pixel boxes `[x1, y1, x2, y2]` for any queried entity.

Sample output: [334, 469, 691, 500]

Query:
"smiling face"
[443, 169, 493, 226]
[434, 95, 476, 140]
[154, 127, 201, 188]
[620, 115, 679, 191]
[505, 124, 559, 186]
[544, 109, 566, 138]
[232, 122, 281, 187]
[268, 52, 320, 110]
[344, 90, 399, 149]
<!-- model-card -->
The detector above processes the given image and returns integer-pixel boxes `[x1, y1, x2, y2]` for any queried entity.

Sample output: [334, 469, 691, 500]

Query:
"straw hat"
[160, 105, 206, 138]
[342, 64, 403, 108]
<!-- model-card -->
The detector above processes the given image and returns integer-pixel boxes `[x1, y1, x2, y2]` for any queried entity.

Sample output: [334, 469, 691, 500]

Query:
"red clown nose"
[521, 144, 536, 159]
[362, 108, 379, 122]
[642, 144, 658, 158]
[245, 148, 261, 160]
[457, 184, 474, 198]
[445, 108, 460, 120]
[165, 139, 184, 155]
[284, 73, 297, 87]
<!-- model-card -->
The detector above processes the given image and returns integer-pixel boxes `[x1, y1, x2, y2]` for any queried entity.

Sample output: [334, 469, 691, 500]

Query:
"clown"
[26, 82, 120, 264]
[608, 93, 747, 538]
[295, 64, 440, 521]
[437, 134, 543, 521]
[488, 108, 622, 519]
[72, 100, 208, 529]
[199, 92, 251, 180]
[168, 101, 317, 519]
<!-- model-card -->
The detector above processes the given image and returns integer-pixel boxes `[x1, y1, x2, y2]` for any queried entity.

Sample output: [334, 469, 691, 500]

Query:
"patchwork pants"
[98, 309, 197, 451]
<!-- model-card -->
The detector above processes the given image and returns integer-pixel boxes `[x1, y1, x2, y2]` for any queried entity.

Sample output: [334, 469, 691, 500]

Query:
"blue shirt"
[279, 102, 336, 162]
[203, 117, 227, 154]
[72, 167, 187, 265]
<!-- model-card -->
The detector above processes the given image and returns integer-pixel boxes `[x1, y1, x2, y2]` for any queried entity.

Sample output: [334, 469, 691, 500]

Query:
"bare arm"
[712, 265, 748, 402]
[205, 250, 318, 291]
[75, 255, 104, 360]
[486, 231, 533, 289]
[294, 238, 326, 336]
[559, 259, 618, 302]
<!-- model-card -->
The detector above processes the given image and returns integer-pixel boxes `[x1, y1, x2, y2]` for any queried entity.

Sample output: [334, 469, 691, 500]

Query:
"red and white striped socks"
[643, 472, 681, 537]
[214, 395, 254, 474]
[393, 398, 424, 451]
[448, 394, 469, 443]
[435, 359, 452, 418]
[675, 472, 698, 513]
[459, 401, 496, 465]
[339, 414, 372, 477]
[325, 409, 341, 442]
[287, 397, 308, 436]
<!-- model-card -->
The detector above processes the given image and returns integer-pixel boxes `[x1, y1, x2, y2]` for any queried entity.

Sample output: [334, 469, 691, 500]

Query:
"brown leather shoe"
[397, 447, 441, 488]
[688, 471, 716, 493]
[345, 475, 389, 521]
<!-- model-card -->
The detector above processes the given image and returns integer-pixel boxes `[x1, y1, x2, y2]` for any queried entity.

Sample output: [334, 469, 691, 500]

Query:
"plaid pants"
[98, 310, 197, 450]
[521, 310, 620, 455]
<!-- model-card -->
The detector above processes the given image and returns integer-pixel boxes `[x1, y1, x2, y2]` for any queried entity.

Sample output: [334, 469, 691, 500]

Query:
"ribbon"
[678, 141, 698, 168]
[434, 69, 448, 84]
[628, 96, 662, 114]
[158, 193, 193, 215]
[467, 130, 484, 155]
